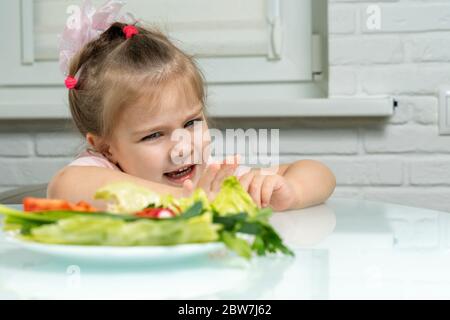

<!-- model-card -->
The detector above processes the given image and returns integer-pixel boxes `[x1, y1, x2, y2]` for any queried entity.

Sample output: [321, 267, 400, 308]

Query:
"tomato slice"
[23, 197, 97, 212]
[134, 207, 175, 219]
[23, 197, 71, 212]
[70, 201, 98, 212]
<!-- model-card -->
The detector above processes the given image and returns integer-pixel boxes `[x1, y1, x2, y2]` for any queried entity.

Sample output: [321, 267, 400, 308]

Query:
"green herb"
[178, 201, 203, 219]
[213, 211, 294, 258]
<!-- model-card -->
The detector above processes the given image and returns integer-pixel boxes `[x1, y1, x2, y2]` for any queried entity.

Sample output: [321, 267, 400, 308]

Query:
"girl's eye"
[142, 131, 162, 141]
[184, 118, 203, 128]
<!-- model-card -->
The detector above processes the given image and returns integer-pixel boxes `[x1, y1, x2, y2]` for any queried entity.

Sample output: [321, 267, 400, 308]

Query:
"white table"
[1, 198, 450, 300]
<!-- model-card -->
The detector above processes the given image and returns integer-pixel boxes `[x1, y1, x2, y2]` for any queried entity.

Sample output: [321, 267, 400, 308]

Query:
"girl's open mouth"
[163, 164, 196, 184]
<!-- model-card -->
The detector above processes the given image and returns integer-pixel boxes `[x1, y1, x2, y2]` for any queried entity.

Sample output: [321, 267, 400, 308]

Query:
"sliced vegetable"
[135, 207, 176, 219]
[158, 194, 182, 214]
[23, 197, 71, 212]
[69, 201, 98, 212]
[23, 197, 97, 212]
[94, 182, 160, 214]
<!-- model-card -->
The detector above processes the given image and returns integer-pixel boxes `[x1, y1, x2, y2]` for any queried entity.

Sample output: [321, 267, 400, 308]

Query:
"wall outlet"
[439, 87, 450, 135]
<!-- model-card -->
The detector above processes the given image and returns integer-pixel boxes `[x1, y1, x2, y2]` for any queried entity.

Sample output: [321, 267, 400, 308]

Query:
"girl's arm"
[47, 166, 184, 211]
[277, 160, 336, 209]
[47, 161, 240, 210]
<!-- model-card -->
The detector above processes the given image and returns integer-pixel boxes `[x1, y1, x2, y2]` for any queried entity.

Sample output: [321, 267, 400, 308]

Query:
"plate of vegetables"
[0, 177, 293, 261]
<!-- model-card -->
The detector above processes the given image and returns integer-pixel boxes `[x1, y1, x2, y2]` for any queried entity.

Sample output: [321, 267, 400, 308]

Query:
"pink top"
[68, 149, 123, 171]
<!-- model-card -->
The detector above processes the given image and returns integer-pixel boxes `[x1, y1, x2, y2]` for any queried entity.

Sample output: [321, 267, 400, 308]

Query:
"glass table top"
[1, 198, 449, 299]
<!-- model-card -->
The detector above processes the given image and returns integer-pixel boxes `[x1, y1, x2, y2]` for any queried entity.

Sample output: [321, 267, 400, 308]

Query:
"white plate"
[4, 235, 226, 263]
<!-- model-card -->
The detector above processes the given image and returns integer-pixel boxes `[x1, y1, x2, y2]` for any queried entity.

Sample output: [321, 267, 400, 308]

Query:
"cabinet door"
[0, 0, 313, 86]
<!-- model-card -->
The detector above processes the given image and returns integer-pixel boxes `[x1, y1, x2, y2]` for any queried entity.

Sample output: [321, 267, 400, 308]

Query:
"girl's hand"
[238, 170, 296, 211]
[182, 155, 240, 201]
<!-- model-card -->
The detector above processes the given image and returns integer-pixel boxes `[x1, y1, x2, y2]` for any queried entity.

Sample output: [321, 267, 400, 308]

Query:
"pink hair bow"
[58, 0, 136, 76]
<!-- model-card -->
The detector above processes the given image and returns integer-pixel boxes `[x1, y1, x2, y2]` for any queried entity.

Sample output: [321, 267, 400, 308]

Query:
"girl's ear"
[86, 133, 98, 150]
[86, 133, 118, 164]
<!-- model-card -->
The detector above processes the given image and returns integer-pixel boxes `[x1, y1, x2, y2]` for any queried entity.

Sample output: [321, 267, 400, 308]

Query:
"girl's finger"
[196, 163, 220, 191]
[224, 154, 241, 166]
[248, 174, 265, 208]
[261, 175, 277, 208]
[211, 162, 239, 192]
[239, 171, 255, 192]
[182, 179, 194, 197]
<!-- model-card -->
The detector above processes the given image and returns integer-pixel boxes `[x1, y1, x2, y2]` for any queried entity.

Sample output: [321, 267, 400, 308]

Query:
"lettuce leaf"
[26, 210, 221, 246]
[211, 176, 257, 217]
[94, 182, 160, 214]
[178, 188, 211, 212]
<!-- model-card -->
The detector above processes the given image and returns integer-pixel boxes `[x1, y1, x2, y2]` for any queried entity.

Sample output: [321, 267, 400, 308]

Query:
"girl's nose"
[170, 141, 194, 165]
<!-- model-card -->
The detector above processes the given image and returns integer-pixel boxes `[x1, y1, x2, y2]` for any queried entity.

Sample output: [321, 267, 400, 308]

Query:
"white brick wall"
[327, 0, 450, 211]
[1, 0, 450, 213]
[0, 122, 84, 191]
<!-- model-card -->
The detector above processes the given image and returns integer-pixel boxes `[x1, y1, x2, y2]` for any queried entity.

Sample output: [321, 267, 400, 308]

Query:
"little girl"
[48, 4, 335, 211]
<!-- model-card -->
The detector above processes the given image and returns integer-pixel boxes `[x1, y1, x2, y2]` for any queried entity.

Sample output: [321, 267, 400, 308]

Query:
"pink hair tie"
[123, 25, 138, 39]
[65, 75, 77, 89]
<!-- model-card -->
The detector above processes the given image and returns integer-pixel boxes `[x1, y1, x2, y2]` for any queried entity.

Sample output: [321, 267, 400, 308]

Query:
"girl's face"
[105, 82, 210, 188]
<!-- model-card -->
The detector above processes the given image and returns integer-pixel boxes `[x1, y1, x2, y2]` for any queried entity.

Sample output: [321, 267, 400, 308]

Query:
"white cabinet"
[0, 0, 313, 86]
[0, 0, 393, 119]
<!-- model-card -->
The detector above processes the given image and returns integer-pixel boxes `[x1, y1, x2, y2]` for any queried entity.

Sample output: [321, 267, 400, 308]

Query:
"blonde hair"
[67, 22, 206, 152]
